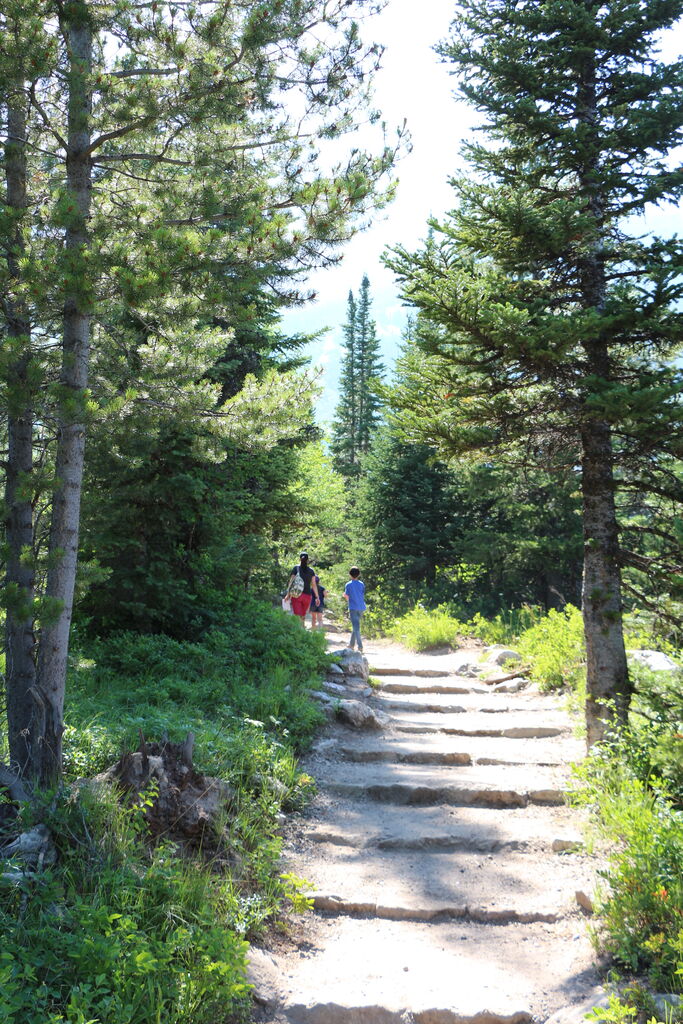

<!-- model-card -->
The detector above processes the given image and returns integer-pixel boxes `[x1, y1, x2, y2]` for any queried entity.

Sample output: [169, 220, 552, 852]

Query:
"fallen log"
[480, 670, 529, 686]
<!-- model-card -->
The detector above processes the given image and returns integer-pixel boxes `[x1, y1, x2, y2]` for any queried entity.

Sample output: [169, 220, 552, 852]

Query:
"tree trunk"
[580, 420, 631, 746]
[576, 34, 630, 747]
[34, 7, 93, 787]
[4, 91, 38, 781]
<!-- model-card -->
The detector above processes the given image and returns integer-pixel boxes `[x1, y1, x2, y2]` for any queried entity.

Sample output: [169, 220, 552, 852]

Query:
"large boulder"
[628, 649, 679, 672]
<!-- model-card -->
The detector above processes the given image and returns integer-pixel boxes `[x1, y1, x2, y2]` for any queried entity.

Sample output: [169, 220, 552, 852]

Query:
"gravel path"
[249, 629, 605, 1024]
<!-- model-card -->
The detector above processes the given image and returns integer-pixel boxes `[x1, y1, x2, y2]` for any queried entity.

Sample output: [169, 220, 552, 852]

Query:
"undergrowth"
[1, 597, 326, 1024]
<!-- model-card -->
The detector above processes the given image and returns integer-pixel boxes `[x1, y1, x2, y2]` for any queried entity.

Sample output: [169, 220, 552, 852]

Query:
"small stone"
[553, 838, 583, 853]
[484, 647, 522, 666]
[492, 678, 528, 693]
[575, 890, 594, 914]
[653, 994, 683, 1018]
[545, 991, 610, 1024]
[328, 663, 344, 676]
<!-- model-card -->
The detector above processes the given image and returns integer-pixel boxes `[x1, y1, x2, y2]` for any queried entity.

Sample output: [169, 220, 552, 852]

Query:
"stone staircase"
[251, 634, 603, 1024]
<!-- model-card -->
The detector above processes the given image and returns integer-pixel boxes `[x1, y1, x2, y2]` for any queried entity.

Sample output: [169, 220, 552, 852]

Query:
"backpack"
[288, 567, 305, 598]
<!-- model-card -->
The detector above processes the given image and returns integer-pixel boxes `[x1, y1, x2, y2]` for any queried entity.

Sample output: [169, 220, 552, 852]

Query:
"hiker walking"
[286, 552, 319, 626]
[309, 574, 326, 630]
[343, 565, 366, 652]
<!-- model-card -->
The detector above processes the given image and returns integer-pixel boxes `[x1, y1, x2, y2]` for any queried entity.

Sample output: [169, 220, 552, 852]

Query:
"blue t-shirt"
[344, 578, 366, 612]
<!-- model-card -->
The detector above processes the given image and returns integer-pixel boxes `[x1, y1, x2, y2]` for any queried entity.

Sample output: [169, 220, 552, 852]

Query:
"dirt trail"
[252, 628, 604, 1024]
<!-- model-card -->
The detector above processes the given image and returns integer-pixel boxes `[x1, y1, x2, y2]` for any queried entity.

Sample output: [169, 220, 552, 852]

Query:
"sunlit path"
[253, 626, 604, 1024]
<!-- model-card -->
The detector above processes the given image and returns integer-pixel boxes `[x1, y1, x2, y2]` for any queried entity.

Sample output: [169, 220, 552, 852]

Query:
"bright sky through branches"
[282, 0, 683, 424]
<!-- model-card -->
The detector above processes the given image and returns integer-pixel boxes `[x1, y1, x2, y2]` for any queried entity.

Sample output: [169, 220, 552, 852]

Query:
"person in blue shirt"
[343, 566, 366, 653]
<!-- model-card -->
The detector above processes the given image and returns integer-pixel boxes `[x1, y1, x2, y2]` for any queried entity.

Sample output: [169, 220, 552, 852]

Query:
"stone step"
[301, 800, 584, 854]
[376, 675, 490, 695]
[315, 761, 567, 807]
[305, 845, 593, 923]
[318, 731, 584, 767]
[371, 691, 558, 714]
[370, 666, 470, 678]
[388, 708, 572, 738]
[272, 915, 600, 1023]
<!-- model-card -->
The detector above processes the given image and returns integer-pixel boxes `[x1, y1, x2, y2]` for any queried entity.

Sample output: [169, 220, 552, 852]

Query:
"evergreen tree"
[331, 274, 384, 476]
[357, 343, 584, 614]
[385, 0, 683, 744]
[330, 290, 359, 475]
[0, 0, 402, 785]
[356, 274, 385, 453]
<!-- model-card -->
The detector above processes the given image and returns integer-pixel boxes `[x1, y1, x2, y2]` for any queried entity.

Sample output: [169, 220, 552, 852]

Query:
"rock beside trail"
[336, 700, 388, 730]
[483, 645, 523, 667]
[628, 649, 678, 672]
[545, 991, 610, 1024]
[492, 677, 529, 693]
[246, 947, 285, 1010]
[1, 824, 57, 882]
[458, 661, 485, 678]
[335, 649, 370, 681]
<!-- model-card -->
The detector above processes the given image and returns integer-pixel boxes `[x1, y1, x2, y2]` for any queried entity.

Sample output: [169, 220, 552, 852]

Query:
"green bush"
[465, 606, 545, 645]
[573, 753, 683, 988]
[65, 597, 327, 777]
[0, 788, 251, 1024]
[386, 602, 547, 652]
[388, 604, 469, 651]
[516, 604, 585, 691]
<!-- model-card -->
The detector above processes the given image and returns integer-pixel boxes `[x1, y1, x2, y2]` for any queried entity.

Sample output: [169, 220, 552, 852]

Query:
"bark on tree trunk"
[4, 93, 38, 781]
[34, 8, 93, 787]
[576, 34, 630, 747]
[581, 420, 631, 746]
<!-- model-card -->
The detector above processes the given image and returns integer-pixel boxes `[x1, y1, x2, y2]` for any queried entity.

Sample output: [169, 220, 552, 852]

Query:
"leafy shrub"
[573, 753, 683, 988]
[3, 596, 326, 1024]
[594, 664, 683, 808]
[387, 602, 547, 652]
[465, 606, 545, 645]
[388, 604, 469, 651]
[0, 788, 251, 1024]
[65, 597, 327, 775]
[516, 604, 585, 691]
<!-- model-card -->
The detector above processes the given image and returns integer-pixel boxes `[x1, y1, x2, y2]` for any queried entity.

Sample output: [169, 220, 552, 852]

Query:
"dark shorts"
[291, 593, 312, 616]
[309, 596, 325, 614]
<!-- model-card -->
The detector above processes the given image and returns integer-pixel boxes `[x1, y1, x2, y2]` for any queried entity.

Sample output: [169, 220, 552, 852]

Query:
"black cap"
[300, 551, 308, 559]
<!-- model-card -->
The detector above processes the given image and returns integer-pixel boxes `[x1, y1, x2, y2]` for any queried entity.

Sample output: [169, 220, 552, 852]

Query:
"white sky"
[282, 0, 683, 425]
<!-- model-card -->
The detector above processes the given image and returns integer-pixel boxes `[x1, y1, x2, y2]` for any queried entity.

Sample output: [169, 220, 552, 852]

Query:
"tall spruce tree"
[331, 274, 384, 476]
[356, 274, 385, 452]
[385, 0, 683, 745]
[330, 290, 359, 475]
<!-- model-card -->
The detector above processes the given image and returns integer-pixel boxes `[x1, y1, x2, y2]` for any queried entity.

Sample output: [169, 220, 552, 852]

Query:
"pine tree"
[330, 290, 359, 475]
[331, 274, 384, 477]
[0, 0, 402, 786]
[385, 0, 683, 745]
[356, 274, 385, 453]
